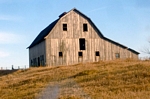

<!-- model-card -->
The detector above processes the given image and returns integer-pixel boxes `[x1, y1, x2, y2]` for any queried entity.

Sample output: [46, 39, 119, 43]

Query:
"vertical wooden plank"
[75, 39, 78, 64]
[91, 39, 94, 62]
[70, 39, 73, 65]
[99, 38, 102, 60]
[108, 42, 111, 60]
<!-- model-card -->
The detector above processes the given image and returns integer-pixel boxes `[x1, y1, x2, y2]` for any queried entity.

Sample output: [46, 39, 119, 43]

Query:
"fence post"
[12, 65, 14, 70]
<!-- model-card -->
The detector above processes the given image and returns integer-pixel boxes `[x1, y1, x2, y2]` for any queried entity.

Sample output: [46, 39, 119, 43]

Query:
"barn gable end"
[28, 8, 139, 67]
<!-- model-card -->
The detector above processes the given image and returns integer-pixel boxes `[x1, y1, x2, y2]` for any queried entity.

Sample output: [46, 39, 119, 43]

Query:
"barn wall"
[29, 41, 46, 67]
[127, 50, 139, 59]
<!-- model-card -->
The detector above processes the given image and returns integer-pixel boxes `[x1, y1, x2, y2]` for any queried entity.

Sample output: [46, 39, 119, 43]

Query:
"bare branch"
[141, 39, 150, 55]
[142, 48, 150, 54]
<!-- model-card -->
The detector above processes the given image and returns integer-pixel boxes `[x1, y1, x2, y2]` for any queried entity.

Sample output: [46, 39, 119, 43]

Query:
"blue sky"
[0, 0, 150, 69]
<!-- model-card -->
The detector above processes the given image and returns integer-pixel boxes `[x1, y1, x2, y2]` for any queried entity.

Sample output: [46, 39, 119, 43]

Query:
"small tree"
[141, 40, 150, 60]
[143, 40, 150, 54]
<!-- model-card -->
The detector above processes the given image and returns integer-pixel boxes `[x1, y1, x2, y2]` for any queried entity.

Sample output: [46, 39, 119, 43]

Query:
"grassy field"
[0, 59, 150, 99]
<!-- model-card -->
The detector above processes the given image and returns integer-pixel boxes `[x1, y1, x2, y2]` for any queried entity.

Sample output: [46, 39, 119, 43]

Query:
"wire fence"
[0, 65, 29, 70]
[1, 57, 150, 70]
[139, 56, 150, 60]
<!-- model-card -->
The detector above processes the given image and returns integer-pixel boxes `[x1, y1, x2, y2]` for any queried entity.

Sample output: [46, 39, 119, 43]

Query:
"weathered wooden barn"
[28, 8, 139, 67]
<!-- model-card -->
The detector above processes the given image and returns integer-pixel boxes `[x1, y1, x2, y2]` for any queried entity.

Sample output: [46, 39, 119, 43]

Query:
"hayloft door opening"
[79, 38, 85, 50]
[83, 24, 88, 32]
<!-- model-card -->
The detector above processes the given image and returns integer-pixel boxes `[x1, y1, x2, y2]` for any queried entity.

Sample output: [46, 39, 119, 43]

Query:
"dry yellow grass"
[0, 59, 150, 99]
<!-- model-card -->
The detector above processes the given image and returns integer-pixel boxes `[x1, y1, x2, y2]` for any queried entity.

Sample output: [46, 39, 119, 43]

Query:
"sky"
[0, 0, 150, 69]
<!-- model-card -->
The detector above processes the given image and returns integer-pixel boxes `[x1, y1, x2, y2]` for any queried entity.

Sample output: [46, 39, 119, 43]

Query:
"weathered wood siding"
[45, 10, 138, 66]
[29, 41, 46, 66]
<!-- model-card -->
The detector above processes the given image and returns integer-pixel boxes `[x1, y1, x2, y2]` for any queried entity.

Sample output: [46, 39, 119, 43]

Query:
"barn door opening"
[59, 52, 63, 65]
[78, 52, 83, 62]
[38, 57, 40, 66]
[79, 38, 85, 50]
[95, 51, 100, 62]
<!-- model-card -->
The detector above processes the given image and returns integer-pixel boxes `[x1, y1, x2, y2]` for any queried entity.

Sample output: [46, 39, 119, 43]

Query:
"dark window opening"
[95, 51, 100, 56]
[59, 52, 63, 57]
[63, 24, 67, 31]
[31, 60, 33, 66]
[115, 53, 120, 59]
[78, 52, 83, 57]
[83, 24, 88, 32]
[79, 38, 85, 50]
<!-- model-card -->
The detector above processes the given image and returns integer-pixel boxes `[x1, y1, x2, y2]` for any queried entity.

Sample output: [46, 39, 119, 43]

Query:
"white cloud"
[0, 51, 10, 58]
[0, 15, 23, 21]
[0, 32, 23, 44]
[87, 7, 109, 13]
[0, 15, 13, 21]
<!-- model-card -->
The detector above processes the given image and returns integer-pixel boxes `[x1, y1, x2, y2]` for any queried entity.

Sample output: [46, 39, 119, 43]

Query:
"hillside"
[0, 60, 150, 99]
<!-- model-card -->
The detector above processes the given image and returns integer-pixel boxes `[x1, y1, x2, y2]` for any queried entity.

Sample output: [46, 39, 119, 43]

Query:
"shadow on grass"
[0, 70, 18, 76]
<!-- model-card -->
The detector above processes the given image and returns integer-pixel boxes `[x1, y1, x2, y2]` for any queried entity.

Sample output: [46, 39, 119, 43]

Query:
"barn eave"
[128, 48, 140, 55]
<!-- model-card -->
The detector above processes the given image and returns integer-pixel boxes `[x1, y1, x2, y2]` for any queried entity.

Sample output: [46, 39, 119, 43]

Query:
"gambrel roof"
[28, 8, 139, 54]
[28, 19, 59, 48]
